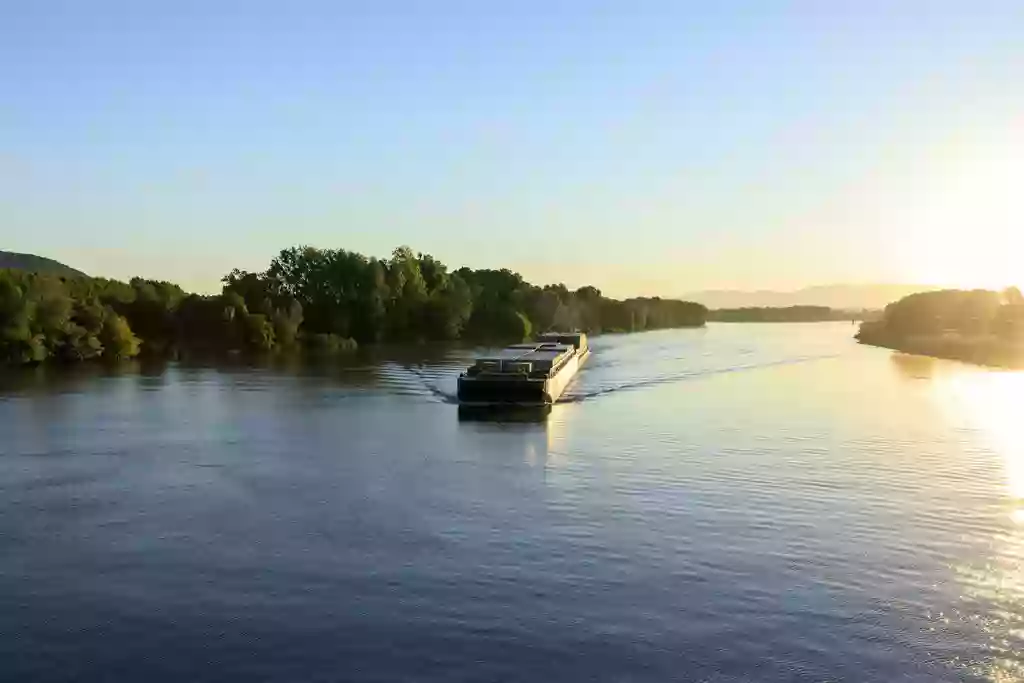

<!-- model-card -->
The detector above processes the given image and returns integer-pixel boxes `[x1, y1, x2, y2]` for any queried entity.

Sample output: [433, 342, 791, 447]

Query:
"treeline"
[0, 270, 141, 364]
[0, 245, 707, 365]
[708, 306, 864, 323]
[856, 288, 1024, 367]
[0, 269, 295, 365]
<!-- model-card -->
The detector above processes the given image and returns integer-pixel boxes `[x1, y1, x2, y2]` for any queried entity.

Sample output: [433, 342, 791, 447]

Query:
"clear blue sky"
[2, 1, 1022, 296]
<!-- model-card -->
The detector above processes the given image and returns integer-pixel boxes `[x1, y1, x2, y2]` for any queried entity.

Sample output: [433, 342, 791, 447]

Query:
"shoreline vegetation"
[0, 245, 707, 366]
[856, 288, 1024, 368]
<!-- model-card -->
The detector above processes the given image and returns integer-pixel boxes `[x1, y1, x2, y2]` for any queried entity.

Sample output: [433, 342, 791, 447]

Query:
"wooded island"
[0, 246, 707, 365]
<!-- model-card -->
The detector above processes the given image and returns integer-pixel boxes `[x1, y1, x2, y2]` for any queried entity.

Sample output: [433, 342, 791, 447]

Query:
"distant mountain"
[0, 250, 86, 277]
[682, 284, 936, 311]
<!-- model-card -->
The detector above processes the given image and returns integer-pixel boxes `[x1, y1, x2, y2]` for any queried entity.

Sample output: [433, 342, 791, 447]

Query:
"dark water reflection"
[1, 324, 1022, 682]
[890, 352, 941, 380]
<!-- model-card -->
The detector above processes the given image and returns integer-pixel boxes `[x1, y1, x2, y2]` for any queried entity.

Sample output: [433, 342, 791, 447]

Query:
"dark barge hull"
[456, 377, 550, 406]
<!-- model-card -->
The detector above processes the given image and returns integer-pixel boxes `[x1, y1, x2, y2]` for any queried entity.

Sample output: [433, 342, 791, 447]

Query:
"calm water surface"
[2, 323, 1023, 682]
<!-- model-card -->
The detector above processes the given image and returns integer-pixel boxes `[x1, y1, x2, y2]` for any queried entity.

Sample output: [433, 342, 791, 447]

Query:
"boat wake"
[559, 353, 838, 404]
[377, 351, 840, 407]
[377, 362, 460, 404]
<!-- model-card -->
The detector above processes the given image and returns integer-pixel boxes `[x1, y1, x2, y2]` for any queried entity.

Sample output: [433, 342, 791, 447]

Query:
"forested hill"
[0, 251, 85, 277]
[708, 306, 868, 323]
[686, 284, 933, 311]
[0, 244, 708, 366]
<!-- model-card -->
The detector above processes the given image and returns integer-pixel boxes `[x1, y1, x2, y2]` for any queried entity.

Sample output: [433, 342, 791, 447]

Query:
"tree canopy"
[0, 245, 708, 366]
[863, 289, 1022, 339]
[856, 287, 1024, 367]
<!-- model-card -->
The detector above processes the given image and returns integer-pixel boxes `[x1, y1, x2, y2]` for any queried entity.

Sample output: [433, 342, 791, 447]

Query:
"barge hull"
[457, 349, 588, 407]
[456, 377, 549, 406]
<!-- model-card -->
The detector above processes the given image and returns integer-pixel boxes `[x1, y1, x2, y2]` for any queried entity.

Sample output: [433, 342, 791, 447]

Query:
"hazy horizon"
[0, 248, 940, 307]
[3, 1, 1022, 297]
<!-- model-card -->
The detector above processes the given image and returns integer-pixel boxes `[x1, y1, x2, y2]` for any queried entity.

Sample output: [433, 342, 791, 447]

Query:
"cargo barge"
[457, 332, 589, 406]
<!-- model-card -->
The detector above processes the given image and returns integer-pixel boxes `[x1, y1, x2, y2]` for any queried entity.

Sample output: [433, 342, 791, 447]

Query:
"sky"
[2, 0, 1022, 297]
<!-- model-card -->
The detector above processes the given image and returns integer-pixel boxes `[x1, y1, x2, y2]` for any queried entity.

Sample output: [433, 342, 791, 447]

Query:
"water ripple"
[0, 323, 1020, 682]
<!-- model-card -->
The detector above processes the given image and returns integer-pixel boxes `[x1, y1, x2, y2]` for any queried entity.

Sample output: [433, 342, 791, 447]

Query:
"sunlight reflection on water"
[936, 368, 1024, 682]
[939, 371, 1024, 519]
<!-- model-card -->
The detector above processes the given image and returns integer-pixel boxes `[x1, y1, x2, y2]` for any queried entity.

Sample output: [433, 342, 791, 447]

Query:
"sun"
[892, 129, 1024, 291]
[902, 239, 1023, 292]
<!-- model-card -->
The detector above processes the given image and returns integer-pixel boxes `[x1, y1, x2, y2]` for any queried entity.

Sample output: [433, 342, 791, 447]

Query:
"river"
[1, 323, 1022, 682]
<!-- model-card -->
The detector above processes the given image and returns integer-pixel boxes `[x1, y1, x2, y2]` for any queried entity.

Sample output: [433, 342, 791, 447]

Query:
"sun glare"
[893, 132, 1024, 291]
[935, 368, 1024, 682]
[939, 371, 1024, 510]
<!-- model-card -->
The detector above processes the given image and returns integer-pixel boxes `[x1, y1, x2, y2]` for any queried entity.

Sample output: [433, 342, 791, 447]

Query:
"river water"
[1, 323, 1022, 682]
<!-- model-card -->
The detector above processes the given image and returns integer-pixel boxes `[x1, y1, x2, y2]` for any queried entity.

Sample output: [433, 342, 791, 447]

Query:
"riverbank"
[856, 322, 1024, 368]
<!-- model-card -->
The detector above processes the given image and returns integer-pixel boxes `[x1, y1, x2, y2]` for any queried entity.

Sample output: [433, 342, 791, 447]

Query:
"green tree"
[0, 274, 45, 364]
[385, 246, 429, 340]
[243, 313, 276, 352]
[60, 298, 107, 360]
[272, 298, 303, 348]
[30, 278, 73, 356]
[351, 258, 388, 342]
[422, 273, 473, 339]
[222, 268, 277, 315]
[99, 312, 141, 359]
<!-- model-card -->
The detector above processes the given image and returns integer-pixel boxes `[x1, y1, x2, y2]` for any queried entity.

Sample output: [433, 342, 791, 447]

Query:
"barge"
[457, 332, 590, 406]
